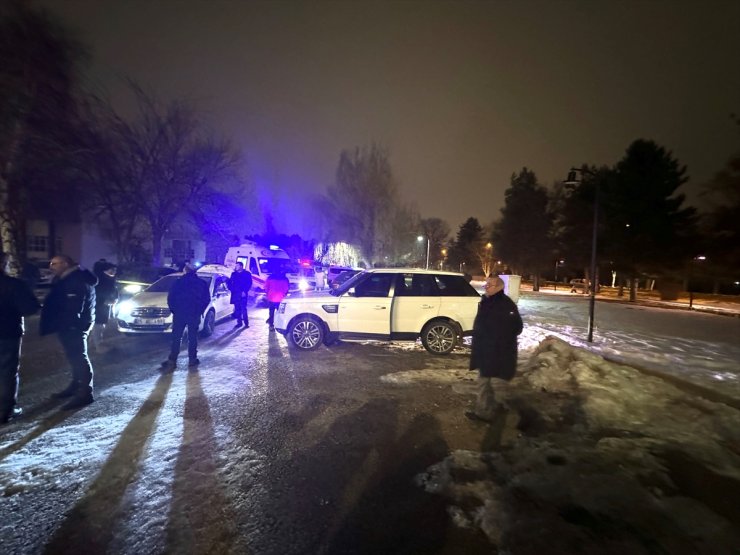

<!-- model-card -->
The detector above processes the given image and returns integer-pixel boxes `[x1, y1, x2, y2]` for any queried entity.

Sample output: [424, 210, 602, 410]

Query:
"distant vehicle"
[326, 265, 356, 285]
[117, 265, 178, 298]
[116, 264, 233, 336]
[275, 268, 481, 355]
[224, 241, 314, 304]
[570, 278, 589, 293]
[330, 269, 361, 290]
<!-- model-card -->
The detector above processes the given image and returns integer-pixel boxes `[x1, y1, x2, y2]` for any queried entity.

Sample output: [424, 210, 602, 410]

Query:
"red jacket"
[265, 274, 290, 303]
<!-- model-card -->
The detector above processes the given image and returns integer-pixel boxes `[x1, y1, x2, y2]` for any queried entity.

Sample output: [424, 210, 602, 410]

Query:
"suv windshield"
[331, 270, 366, 295]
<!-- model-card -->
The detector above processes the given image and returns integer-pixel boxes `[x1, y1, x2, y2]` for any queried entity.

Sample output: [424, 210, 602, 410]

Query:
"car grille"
[130, 307, 171, 317]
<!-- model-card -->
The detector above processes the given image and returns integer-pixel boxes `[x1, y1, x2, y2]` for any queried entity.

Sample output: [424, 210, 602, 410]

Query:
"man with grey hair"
[467, 275, 523, 422]
[0, 252, 40, 423]
[40, 255, 98, 410]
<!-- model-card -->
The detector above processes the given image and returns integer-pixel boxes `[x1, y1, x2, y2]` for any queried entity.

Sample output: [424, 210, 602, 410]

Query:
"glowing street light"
[417, 235, 430, 270]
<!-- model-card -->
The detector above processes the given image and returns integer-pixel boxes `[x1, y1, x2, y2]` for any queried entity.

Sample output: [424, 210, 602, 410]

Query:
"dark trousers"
[169, 316, 199, 361]
[267, 302, 279, 325]
[0, 337, 22, 417]
[58, 328, 94, 397]
[233, 296, 249, 325]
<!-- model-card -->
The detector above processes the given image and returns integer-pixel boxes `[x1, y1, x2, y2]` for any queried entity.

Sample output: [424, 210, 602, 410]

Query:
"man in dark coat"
[228, 261, 252, 328]
[162, 263, 211, 370]
[0, 252, 41, 423]
[40, 255, 98, 410]
[91, 261, 118, 351]
[467, 275, 523, 422]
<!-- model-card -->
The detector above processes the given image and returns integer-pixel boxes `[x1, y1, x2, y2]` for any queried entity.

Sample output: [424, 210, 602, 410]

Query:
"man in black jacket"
[0, 252, 41, 423]
[228, 261, 252, 328]
[40, 255, 98, 410]
[162, 263, 211, 370]
[467, 275, 523, 422]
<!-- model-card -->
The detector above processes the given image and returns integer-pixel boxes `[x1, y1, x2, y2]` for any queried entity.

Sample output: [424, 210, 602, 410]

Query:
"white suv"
[274, 269, 481, 354]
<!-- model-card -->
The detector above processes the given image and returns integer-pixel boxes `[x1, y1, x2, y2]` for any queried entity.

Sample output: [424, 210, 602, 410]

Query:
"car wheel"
[201, 309, 216, 337]
[421, 320, 457, 355]
[288, 316, 324, 350]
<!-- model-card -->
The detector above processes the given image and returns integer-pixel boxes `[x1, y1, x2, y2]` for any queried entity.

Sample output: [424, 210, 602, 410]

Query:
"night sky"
[39, 0, 740, 236]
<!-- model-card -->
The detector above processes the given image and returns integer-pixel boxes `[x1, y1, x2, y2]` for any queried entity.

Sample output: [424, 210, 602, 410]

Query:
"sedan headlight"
[298, 278, 310, 291]
[116, 300, 135, 317]
[122, 283, 144, 294]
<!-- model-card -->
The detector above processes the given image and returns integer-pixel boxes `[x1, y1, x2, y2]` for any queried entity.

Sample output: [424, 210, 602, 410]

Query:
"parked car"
[117, 265, 178, 298]
[570, 278, 589, 293]
[274, 268, 481, 355]
[329, 269, 362, 291]
[115, 264, 233, 336]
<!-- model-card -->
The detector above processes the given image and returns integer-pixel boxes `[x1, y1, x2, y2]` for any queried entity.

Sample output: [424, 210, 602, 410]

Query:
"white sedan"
[115, 265, 234, 336]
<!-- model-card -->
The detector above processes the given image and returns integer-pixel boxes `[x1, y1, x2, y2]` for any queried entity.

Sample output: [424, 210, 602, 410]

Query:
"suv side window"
[434, 275, 480, 296]
[395, 273, 438, 296]
[354, 273, 394, 297]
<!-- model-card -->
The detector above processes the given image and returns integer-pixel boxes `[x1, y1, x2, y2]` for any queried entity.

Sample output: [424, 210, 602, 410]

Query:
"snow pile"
[416, 336, 740, 554]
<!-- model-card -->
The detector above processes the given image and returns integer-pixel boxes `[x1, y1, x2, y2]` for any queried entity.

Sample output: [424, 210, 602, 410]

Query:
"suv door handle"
[421, 304, 435, 309]
[374, 306, 387, 310]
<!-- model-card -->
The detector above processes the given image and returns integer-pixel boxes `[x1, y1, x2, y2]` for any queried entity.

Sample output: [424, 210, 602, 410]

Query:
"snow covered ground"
[384, 293, 740, 553]
[1, 292, 738, 553]
[396, 335, 740, 553]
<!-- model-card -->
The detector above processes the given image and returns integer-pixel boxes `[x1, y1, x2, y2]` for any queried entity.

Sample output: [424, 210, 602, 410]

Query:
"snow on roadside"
[382, 336, 740, 553]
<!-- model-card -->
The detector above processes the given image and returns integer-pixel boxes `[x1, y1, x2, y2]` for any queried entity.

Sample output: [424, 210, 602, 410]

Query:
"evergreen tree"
[551, 166, 611, 286]
[699, 114, 740, 290]
[448, 217, 484, 275]
[493, 168, 553, 289]
[603, 140, 697, 285]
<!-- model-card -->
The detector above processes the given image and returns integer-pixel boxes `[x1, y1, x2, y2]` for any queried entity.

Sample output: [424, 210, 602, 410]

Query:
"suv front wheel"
[288, 316, 324, 351]
[421, 320, 457, 355]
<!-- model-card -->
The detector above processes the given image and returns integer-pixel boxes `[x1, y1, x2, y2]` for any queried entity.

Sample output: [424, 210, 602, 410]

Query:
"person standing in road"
[466, 275, 523, 422]
[90, 261, 118, 352]
[40, 255, 98, 410]
[228, 261, 252, 328]
[0, 252, 41, 423]
[162, 263, 211, 370]
[265, 271, 290, 331]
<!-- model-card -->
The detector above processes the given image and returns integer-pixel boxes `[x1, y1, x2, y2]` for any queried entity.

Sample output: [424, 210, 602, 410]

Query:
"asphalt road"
[2, 308, 492, 554]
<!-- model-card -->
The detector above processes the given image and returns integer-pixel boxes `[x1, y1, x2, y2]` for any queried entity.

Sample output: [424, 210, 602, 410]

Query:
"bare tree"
[85, 84, 239, 265]
[324, 144, 406, 266]
[0, 1, 86, 273]
[420, 217, 450, 268]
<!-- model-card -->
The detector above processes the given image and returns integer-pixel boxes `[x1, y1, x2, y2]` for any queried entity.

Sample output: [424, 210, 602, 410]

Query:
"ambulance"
[223, 241, 315, 304]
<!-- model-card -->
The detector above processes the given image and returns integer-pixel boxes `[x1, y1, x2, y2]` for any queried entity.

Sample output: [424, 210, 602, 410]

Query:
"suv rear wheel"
[288, 316, 324, 350]
[421, 320, 457, 355]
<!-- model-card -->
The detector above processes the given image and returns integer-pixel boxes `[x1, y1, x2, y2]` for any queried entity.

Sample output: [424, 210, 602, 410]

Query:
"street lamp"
[484, 242, 492, 276]
[554, 259, 564, 291]
[689, 255, 706, 309]
[417, 235, 430, 270]
[565, 167, 599, 342]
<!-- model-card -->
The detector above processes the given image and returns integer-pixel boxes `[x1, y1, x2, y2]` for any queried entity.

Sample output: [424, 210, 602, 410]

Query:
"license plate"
[134, 317, 165, 325]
